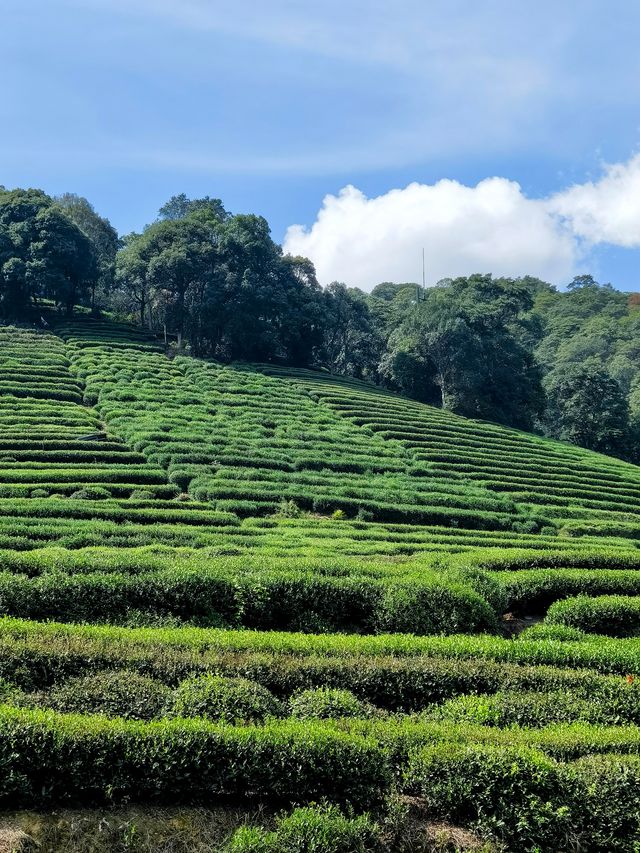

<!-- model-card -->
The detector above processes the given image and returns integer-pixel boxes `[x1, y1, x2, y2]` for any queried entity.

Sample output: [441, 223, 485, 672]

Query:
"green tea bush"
[69, 487, 113, 501]
[404, 742, 570, 850]
[567, 754, 640, 851]
[520, 623, 589, 641]
[227, 805, 380, 853]
[0, 564, 506, 636]
[288, 688, 374, 720]
[433, 689, 640, 727]
[47, 670, 171, 720]
[498, 569, 640, 612]
[546, 595, 640, 637]
[0, 677, 25, 707]
[2, 616, 640, 684]
[3, 620, 640, 714]
[172, 674, 282, 723]
[129, 489, 155, 501]
[376, 582, 499, 635]
[275, 500, 302, 518]
[442, 565, 507, 614]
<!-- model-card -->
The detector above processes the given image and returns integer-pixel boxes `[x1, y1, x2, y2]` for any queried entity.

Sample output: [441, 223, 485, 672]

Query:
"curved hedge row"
[546, 595, 640, 637]
[0, 619, 639, 712]
[0, 707, 388, 809]
[0, 567, 499, 635]
[405, 742, 640, 851]
[2, 616, 639, 674]
[498, 569, 640, 611]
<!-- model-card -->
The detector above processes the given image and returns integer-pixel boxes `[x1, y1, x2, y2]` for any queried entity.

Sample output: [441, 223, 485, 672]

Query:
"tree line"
[1, 186, 638, 462]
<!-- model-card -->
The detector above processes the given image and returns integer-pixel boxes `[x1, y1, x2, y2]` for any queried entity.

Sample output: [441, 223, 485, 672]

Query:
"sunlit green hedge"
[0, 707, 389, 809]
[546, 595, 640, 637]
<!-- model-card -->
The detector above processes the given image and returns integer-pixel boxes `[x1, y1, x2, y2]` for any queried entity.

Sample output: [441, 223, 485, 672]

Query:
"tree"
[32, 206, 97, 313]
[115, 232, 151, 327]
[205, 214, 324, 363]
[117, 218, 217, 345]
[55, 194, 118, 310]
[544, 361, 631, 457]
[629, 377, 640, 461]
[378, 330, 441, 403]
[0, 187, 97, 316]
[319, 283, 384, 379]
[116, 202, 324, 363]
[0, 188, 50, 316]
[567, 273, 613, 291]
[380, 274, 544, 430]
[158, 194, 229, 224]
[370, 281, 417, 302]
[275, 255, 325, 365]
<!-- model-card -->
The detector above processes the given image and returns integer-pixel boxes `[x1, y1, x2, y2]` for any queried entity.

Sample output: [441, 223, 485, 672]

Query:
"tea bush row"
[0, 706, 388, 810]
[0, 566, 499, 634]
[546, 595, 640, 637]
[0, 703, 639, 849]
[405, 742, 640, 851]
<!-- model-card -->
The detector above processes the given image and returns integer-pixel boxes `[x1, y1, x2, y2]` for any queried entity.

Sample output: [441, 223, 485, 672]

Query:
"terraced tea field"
[1, 318, 640, 850]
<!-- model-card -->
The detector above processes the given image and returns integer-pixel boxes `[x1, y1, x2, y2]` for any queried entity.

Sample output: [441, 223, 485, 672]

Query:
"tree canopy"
[0, 188, 97, 316]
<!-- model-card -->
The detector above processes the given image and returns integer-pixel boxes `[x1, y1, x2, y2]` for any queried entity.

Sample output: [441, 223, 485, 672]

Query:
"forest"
[1, 186, 639, 462]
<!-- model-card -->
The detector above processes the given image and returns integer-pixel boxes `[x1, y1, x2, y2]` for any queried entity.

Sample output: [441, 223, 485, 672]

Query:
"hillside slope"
[1, 317, 640, 850]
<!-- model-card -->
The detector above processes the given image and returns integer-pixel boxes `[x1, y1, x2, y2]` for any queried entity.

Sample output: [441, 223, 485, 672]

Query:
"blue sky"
[3, 1, 640, 290]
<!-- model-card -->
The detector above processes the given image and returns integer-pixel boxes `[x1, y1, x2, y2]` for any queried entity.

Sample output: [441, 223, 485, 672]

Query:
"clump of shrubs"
[129, 489, 154, 501]
[171, 674, 282, 723]
[377, 582, 499, 635]
[405, 742, 569, 850]
[68, 487, 112, 501]
[546, 594, 640, 637]
[355, 508, 373, 522]
[46, 670, 171, 720]
[0, 677, 26, 708]
[288, 688, 375, 720]
[227, 805, 380, 853]
[569, 754, 640, 850]
[275, 499, 302, 518]
[511, 519, 540, 535]
[433, 690, 605, 727]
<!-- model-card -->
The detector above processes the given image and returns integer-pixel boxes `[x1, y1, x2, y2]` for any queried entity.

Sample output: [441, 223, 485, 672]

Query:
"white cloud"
[549, 154, 640, 247]
[284, 179, 577, 289]
[283, 154, 640, 290]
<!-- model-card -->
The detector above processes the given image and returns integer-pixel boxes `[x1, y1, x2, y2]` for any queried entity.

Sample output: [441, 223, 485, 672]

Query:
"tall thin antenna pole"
[416, 248, 426, 306]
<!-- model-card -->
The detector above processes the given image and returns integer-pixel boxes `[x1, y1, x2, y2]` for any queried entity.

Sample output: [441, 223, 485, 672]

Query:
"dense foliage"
[0, 188, 97, 315]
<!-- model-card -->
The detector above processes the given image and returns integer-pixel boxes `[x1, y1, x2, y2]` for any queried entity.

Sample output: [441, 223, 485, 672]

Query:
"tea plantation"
[1, 318, 640, 851]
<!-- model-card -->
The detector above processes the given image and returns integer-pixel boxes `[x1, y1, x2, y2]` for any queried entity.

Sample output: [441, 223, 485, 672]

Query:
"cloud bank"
[284, 154, 640, 289]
